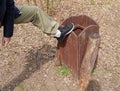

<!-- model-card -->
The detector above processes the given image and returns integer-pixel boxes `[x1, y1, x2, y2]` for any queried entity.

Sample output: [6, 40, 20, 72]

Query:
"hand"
[2, 37, 11, 47]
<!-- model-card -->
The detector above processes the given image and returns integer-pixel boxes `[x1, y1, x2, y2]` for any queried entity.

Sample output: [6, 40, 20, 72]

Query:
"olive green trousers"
[14, 6, 59, 35]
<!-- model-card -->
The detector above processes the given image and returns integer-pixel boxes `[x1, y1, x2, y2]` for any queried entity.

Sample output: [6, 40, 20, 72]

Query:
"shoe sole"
[64, 23, 74, 36]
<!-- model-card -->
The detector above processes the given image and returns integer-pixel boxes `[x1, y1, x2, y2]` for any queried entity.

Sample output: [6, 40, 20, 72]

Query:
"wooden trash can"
[57, 15, 100, 91]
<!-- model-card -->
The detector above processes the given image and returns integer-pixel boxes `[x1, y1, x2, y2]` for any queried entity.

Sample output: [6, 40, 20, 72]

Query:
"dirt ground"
[0, 0, 120, 91]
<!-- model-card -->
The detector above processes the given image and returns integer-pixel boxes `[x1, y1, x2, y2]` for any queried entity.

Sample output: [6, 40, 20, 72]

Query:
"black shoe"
[55, 23, 74, 41]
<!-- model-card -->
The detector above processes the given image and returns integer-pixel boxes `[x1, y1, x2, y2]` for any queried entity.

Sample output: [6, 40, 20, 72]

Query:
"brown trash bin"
[57, 15, 100, 90]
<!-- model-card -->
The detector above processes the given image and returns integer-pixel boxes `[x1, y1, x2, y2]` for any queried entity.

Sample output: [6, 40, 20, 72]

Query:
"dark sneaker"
[55, 23, 74, 41]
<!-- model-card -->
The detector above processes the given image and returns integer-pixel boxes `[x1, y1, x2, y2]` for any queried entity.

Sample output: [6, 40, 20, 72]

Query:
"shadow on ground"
[1, 44, 56, 91]
[85, 79, 102, 91]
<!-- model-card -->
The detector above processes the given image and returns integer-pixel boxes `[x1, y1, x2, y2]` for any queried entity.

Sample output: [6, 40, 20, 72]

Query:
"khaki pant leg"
[14, 6, 59, 35]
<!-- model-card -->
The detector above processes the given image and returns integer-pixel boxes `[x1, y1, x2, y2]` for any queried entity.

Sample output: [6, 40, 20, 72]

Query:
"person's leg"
[14, 5, 74, 41]
[14, 5, 59, 35]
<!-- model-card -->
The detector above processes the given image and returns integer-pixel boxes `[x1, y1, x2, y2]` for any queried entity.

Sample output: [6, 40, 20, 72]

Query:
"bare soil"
[0, 0, 120, 91]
